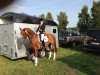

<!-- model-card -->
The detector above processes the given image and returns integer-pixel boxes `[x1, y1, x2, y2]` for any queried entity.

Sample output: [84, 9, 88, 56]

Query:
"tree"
[57, 11, 69, 32]
[33, 15, 37, 17]
[68, 27, 79, 31]
[91, 1, 100, 29]
[46, 12, 53, 21]
[77, 5, 91, 33]
[39, 14, 45, 19]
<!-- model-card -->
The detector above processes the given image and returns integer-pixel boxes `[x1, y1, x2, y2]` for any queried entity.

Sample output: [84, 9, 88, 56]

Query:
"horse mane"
[24, 28, 37, 37]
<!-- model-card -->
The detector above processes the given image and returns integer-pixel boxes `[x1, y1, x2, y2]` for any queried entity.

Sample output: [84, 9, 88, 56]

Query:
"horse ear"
[25, 30, 28, 34]
[19, 28, 22, 30]
[23, 29, 25, 31]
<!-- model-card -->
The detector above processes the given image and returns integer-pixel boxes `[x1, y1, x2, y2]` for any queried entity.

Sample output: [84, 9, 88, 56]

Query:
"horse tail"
[54, 43, 57, 53]
[46, 33, 57, 53]
[53, 36, 57, 53]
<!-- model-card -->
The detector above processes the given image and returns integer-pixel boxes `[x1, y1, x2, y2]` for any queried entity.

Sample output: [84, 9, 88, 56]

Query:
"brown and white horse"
[20, 28, 57, 66]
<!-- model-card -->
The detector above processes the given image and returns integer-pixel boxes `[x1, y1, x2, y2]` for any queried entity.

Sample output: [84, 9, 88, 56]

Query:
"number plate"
[91, 42, 99, 45]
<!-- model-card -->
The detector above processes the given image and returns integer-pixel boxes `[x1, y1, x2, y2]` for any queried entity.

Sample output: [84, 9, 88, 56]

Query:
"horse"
[20, 28, 57, 66]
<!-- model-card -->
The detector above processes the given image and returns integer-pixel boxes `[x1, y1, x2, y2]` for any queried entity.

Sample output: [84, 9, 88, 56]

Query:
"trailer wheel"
[38, 50, 46, 58]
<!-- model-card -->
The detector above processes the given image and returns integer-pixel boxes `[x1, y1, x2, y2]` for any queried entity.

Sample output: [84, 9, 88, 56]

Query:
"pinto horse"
[20, 28, 57, 66]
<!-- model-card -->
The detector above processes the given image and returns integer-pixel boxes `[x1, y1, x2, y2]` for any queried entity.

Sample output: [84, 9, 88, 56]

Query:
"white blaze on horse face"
[53, 52, 56, 60]
[48, 52, 52, 59]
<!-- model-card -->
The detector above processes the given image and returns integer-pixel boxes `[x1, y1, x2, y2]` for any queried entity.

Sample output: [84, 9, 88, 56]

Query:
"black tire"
[38, 50, 46, 58]
[59, 43, 61, 47]
[72, 41, 76, 48]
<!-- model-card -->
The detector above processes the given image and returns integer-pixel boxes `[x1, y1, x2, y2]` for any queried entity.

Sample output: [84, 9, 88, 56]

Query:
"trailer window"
[53, 29, 56, 33]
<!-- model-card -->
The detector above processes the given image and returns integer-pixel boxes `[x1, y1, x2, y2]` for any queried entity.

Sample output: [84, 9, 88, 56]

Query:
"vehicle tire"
[59, 43, 61, 47]
[72, 41, 76, 48]
[38, 50, 46, 58]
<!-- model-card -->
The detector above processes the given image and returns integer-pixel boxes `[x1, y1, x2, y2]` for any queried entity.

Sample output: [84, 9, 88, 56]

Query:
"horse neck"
[26, 29, 37, 39]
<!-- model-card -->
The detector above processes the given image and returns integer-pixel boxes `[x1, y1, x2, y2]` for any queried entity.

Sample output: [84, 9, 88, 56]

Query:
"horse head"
[20, 28, 27, 42]
[20, 28, 37, 42]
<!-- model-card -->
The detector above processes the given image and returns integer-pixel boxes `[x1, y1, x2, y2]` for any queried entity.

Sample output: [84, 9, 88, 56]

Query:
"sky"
[0, 0, 99, 27]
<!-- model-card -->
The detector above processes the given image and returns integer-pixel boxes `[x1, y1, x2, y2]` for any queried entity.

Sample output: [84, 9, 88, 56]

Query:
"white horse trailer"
[0, 12, 58, 59]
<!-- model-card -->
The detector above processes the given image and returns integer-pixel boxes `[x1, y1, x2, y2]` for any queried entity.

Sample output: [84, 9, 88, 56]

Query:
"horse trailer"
[0, 12, 58, 59]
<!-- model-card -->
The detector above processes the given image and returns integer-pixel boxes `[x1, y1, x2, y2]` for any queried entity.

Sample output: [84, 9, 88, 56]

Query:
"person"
[36, 18, 45, 46]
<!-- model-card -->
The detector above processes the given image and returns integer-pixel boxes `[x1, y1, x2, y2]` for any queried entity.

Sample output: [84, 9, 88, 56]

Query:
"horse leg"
[48, 44, 52, 59]
[53, 52, 56, 60]
[48, 51, 52, 59]
[34, 48, 38, 66]
[52, 44, 57, 60]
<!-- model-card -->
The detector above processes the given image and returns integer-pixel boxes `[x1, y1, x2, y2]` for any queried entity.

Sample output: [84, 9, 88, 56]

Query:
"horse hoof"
[53, 58, 55, 60]
[48, 57, 51, 59]
[35, 64, 37, 66]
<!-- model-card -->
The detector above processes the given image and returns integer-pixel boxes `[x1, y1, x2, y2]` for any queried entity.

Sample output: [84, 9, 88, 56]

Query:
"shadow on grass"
[61, 45, 100, 56]
[60, 44, 84, 51]
[57, 53, 100, 75]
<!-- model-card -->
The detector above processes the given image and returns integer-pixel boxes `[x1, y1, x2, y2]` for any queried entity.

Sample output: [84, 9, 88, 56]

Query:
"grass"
[0, 45, 100, 75]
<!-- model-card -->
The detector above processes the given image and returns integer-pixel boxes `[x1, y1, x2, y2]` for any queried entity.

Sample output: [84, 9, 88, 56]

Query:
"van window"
[95, 30, 100, 39]
[87, 30, 100, 39]
[59, 31, 68, 36]
[71, 32, 77, 36]
[71, 31, 81, 36]
[53, 29, 56, 33]
[76, 32, 81, 36]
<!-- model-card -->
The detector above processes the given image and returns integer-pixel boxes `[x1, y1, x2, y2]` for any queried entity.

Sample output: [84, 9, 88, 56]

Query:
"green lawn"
[0, 45, 100, 75]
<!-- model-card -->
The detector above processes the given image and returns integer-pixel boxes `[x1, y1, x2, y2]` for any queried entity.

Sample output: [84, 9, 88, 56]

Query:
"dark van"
[84, 29, 100, 52]
[59, 30, 84, 47]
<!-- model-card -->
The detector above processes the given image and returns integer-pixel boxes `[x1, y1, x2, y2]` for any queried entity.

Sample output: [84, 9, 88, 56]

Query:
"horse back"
[44, 33, 56, 45]
[44, 33, 57, 52]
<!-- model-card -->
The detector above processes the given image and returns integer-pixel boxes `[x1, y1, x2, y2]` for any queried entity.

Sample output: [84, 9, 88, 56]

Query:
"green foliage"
[77, 5, 92, 33]
[46, 12, 53, 21]
[68, 27, 79, 31]
[57, 11, 69, 32]
[77, 1, 100, 33]
[39, 14, 45, 19]
[91, 1, 100, 29]
[33, 15, 37, 17]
